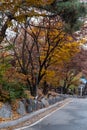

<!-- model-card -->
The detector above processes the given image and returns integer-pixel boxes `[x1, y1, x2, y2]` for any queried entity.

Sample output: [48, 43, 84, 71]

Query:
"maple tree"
[4, 16, 84, 97]
[41, 39, 83, 94]
[54, 45, 87, 94]
[58, 64, 82, 94]
[5, 17, 66, 96]
[70, 47, 87, 78]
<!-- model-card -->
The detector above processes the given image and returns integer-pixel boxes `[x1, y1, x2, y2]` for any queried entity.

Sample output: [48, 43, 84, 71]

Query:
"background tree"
[70, 47, 87, 77]
[0, 0, 86, 43]
[46, 0, 87, 32]
[42, 39, 83, 94]
[0, 0, 54, 43]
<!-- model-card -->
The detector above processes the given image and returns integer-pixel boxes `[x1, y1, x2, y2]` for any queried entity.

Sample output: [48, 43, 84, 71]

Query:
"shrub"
[0, 66, 27, 102]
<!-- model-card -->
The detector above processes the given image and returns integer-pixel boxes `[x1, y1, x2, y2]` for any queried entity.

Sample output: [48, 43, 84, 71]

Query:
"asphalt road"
[22, 98, 87, 130]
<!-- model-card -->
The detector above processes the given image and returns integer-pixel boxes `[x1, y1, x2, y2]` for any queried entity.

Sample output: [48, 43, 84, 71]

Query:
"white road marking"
[14, 99, 73, 130]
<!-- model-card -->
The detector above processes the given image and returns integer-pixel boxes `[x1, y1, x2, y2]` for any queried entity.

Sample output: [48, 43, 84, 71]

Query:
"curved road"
[20, 98, 87, 130]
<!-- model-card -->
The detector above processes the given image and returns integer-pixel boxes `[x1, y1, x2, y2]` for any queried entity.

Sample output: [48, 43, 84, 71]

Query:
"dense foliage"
[0, 0, 87, 101]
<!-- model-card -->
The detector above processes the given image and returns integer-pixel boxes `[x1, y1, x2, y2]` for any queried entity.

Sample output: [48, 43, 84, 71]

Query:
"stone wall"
[0, 95, 66, 118]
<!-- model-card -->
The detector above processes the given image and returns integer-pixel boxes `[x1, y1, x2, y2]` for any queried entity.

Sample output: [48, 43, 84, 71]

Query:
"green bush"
[0, 64, 27, 102]
[0, 80, 27, 102]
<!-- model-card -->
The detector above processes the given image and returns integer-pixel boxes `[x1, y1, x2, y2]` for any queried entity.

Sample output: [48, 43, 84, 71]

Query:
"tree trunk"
[32, 84, 37, 97]
[43, 81, 49, 95]
[27, 79, 37, 97]
[62, 80, 67, 94]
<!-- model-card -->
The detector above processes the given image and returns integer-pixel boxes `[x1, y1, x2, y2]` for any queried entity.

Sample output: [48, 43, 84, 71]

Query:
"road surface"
[20, 98, 87, 130]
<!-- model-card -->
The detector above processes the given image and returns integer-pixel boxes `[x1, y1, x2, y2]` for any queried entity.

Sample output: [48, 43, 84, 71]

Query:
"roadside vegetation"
[0, 0, 87, 103]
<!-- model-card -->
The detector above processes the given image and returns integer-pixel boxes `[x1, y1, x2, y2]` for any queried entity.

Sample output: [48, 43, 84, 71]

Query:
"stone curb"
[0, 98, 71, 129]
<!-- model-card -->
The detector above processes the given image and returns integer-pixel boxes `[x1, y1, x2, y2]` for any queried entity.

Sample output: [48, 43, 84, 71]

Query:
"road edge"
[0, 98, 72, 129]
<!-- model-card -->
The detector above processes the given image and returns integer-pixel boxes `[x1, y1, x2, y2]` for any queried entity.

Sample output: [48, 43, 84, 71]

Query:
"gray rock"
[41, 98, 49, 107]
[36, 101, 43, 109]
[26, 99, 33, 105]
[48, 96, 54, 105]
[33, 100, 38, 110]
[55, 96, 63, 102]
[26, 99, 37, 112]
[17, 101, 26, 115]
[0, 103, 12, 118]
[26, 105, 33, 113]
[59, 94, 67, 99]
[22, 98, 27, 105]
[52, 97, 56, 104]
[47, 98, 52, 105]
